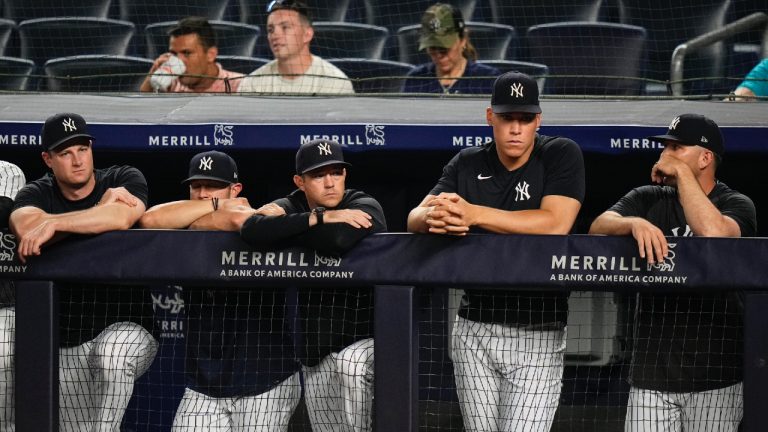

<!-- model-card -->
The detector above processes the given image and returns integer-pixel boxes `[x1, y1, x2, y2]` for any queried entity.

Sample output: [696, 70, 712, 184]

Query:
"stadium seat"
[617, 0, 733, 94]
[119, 0, 229, 26]
[18, 18, 135, 69]
[477, 59, 548, 92]
[0, 19, 14, 57]
[216, 55, 269, 75]
[119, 0, 230, 57]
[312, 22, 389, 60]
[363, 0, 478, 33]
[526, 21, 646, 95]
[44, 54, 153, 92]
[328, 58, 415, 93]
[396, 22, 517, 66]
[0, 56, 34, 90]
[145, 20, 261, 59]
[3, 0, 111, 23]
[488, 0, 605, 32]
[238, 0, 352, 26]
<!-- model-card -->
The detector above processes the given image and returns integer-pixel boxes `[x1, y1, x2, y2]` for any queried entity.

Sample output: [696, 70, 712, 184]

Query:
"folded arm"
[589, 210, 668, 265]
[10, 188, 145, 262]
[408, 193, 581, 235]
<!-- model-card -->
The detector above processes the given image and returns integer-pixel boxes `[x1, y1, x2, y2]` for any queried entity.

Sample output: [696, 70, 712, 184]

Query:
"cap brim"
[47, 134, 94, 151]
[492, 104, 542, 114]
[647, 134, 690, 144]
[181, 175, 234, 185]
[418, 33, 458, 51]
[299, 160, 352, 175]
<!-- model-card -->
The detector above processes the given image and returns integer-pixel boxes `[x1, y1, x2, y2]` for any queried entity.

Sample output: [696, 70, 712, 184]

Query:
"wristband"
[312, 206, 325, 224]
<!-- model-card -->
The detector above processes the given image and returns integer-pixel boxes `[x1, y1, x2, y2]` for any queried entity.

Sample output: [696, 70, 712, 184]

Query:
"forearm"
[589, 212, 637, 235]
[139, 200, 214, 229]
[471, 195, 581, 235]
[407, 206, 431, 233]
[190, 206, 257, 231]
[139, 76, 153, 92]
[47, 202, 144, 234]
[240, 213, 311, 246]
[676, 177, 740, 237]
[472, 206, 572, 234]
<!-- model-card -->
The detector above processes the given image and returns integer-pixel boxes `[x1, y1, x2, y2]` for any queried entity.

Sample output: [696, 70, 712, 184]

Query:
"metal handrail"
[671, 11, 768, 96]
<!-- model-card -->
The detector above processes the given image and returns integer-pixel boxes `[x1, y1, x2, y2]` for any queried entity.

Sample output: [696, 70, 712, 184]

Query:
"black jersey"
[184, 287, 298, 398]
[610, 182, 757, 392]
[12, 166, 154, 346]
[430, 136, 585, 326]
[241, 189, 387, 366]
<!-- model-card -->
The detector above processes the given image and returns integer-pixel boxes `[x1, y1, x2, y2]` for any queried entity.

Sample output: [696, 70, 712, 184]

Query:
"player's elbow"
[137, 212, 160, 229]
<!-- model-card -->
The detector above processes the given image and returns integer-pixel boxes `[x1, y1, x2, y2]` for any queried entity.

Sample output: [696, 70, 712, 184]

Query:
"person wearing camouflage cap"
[402, 3, 499, 95]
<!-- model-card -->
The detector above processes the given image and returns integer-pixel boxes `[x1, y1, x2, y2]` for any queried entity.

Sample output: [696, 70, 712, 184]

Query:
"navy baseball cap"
[183, 151, 239, 184]
[491, 71, 541, 114]
[41, 113, 94, 151]
[295, 139, 351, 175]
[648, 113, 724, 156]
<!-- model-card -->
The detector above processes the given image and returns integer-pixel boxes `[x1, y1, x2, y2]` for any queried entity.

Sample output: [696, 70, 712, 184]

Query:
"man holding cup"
[140, 16, 243, 93]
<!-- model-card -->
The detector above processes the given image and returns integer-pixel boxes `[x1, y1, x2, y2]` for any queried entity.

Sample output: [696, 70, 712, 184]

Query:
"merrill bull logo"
[314, 252, 341, 267]
[151, 288, 185, 314]
[648, 243, 676, 272]
[365, 124, 385, 146]
[0, 233, 16, 262]
[214, 124, 234, 146]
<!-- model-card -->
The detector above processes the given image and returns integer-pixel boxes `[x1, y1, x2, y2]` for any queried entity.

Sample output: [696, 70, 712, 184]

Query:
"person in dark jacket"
[239, 139, 387, 432]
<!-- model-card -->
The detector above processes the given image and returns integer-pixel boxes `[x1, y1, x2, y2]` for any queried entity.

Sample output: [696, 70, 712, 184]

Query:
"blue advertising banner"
[2, 121, 766, 154]
[2, 229, 767, 291]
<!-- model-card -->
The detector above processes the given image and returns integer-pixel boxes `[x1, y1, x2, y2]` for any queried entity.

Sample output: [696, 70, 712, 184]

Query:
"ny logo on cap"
[429, 17, 441, 31]
[318, 142, 332, 156]
[510, 83, 524, 98]
[669, 116, 680, 130]
[62, 118, 77, 133]
[199, 156, 213, 171]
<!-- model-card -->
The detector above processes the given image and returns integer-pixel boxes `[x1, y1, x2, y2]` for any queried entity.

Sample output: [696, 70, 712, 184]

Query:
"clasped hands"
[425, 193, 474, 236]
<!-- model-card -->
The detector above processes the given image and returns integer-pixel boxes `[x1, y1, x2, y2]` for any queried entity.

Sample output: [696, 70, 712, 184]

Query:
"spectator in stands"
[4, 113, 157, 432]
[590, 114, 755, 432]
[237, 0, 354, 94]
[0, 161, 25, 229]
[238, 139, 386, 432]
[402, 3, 499, 95]
[407, 71, 584, 432]
[139, 150, 301, 431]
[729, 58, 768, 101]
[140, 16, 243, 93]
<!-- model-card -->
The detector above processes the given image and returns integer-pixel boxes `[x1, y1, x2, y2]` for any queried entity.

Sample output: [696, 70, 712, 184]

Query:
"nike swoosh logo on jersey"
[477, 174, 493, 180]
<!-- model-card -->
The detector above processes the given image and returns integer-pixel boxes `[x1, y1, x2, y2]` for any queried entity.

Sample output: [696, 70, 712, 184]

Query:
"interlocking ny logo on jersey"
[318, 142, 332, 156]
[514, 181, 530, 201]
[199, 156, 213, 171]
[62, 117, 77, 132]
[669, 116, 680, 130]
[510, 82, 524, 98]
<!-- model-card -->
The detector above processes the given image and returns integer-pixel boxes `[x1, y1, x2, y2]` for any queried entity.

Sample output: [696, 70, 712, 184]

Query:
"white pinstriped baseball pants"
[303, 337, 374, 432]
[451, 316, 566, 432]
[625, 383, 743, 432]
[0, 307, 158, 432]
[171, 372, 301, 432]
